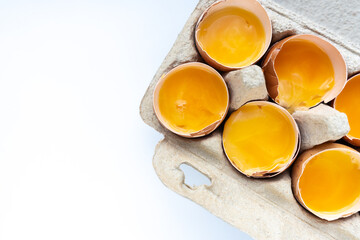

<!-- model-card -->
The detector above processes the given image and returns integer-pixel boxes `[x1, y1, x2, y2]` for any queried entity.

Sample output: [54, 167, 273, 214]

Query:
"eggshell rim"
[333, 73, 360, 146]
[153, 62, 229, 138]
[262, 34, 348, 110]
[195, 0, 272, 71]
[291, 143, 360, 221]
[222, 100, 301, 178]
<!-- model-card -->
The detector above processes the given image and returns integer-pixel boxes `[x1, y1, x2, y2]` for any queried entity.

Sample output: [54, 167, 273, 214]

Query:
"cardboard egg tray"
[140, 0, 360, 239]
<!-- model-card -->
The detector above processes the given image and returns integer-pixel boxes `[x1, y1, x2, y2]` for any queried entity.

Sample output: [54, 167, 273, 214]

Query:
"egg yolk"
[299, 150, 360, 214]
[196, 7, 266, 68]
[334, 75, 360, 143]
[157, 64, 228, 135]
[222, 102, 297, 175]
[274, 39, 335, 112]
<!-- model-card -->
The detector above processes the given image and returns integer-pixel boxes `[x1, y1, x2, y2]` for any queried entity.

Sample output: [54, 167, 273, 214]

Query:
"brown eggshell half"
[333, 73, 360, 147]
[222, 101, 301, 178]
[153, 62, 229, 138]
[262, 34, 347, 107]
[195, 0, 272, 71]
[291, 143, 360, 221]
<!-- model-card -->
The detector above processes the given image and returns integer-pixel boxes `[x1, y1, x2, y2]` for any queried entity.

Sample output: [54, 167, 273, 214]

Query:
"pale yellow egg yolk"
[157, 64, 228, 135]
[196, 7, 266, 68]
[223, 102, 297, 175]
[274, 39, 335, 112]
[334, 75, 360, 141]
[299, 150, 360, 214]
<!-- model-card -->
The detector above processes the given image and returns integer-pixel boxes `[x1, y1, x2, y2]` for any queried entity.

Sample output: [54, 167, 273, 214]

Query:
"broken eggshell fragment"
[195, 0, 272, 71]
[222, 101, 300, 178]
[262, 34, 347, 112]
[292, 143, 360, 221]
[153, 62, 229, 138]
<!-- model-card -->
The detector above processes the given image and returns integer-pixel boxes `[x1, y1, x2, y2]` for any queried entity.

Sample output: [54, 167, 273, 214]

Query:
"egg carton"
[139, 0, 360, 239]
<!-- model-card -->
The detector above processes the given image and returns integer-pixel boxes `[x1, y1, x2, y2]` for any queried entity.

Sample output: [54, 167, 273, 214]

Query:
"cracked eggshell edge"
[291, 143, 360, 221]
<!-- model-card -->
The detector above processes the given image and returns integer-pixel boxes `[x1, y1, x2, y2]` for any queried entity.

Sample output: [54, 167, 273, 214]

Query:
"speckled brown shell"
[333, 73, 360, 147]
[262, 34, 347, 108]
[291, 143, 360, 221]
[222, 101, 301, 178]
[195, 0, 272, 71]
[153, 62, 229, 138]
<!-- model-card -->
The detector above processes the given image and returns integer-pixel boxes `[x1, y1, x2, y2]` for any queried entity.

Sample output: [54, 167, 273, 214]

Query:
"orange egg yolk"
[196, 7, 266, 68]
[222, 102, 297, 175]
[157, 64, 228, 135]
[334, 75, 360, 141]
[274, 39, 335, 112]
[299, 149, 360, 214]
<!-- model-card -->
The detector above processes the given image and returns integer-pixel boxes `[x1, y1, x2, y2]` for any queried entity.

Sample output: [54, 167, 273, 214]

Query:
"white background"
[0, 0, 357, 239]
[0, 0, 251, 239]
